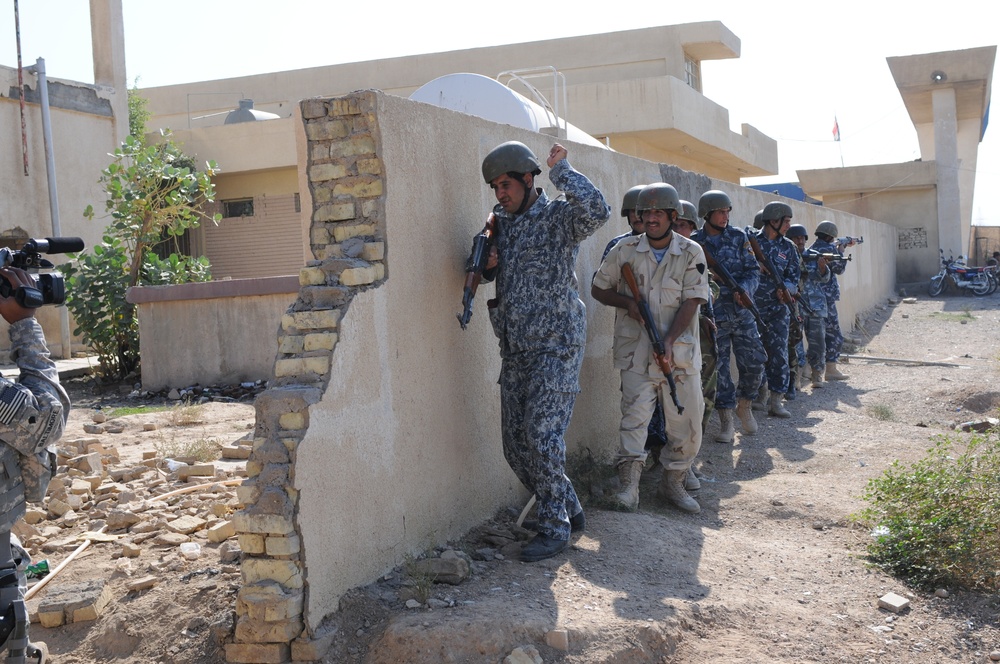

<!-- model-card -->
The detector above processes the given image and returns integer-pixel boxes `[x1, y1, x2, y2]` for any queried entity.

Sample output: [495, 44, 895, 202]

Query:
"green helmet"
[698, 190, 732, 219]
[761, 201, 793, 223]
[482, 141, 542, 184]
[678, 200, 701, 228]
[753, 210, 764, 230]
[786, 224, 808, 239]
[636, 183, 681, 213]
[815, 220, 838, 238]
[621, 185, 645, 217]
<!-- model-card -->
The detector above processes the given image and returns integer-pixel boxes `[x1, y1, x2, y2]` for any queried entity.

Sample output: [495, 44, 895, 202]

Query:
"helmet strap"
[514, 174, 533, 215]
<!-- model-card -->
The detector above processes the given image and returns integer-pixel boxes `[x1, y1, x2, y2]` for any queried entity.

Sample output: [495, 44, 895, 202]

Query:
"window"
[223, 198, 255, 218]
[684, 55, 701, 92]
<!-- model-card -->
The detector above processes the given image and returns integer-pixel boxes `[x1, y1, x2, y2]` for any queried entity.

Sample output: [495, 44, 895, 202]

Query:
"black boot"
[520, 535, 568, 562]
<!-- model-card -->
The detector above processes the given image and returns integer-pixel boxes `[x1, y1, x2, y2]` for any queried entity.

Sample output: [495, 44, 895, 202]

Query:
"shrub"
[853, 435, 1000, 591]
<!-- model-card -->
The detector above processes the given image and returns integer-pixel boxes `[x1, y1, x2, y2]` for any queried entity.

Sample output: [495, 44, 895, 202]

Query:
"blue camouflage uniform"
[1, 318, 70, 658]
[692, 225, 765, 410]
[753, 234, 800, 394]
[808, 238, 848, 362]
[799, 248, 831, 372]
[484, 159, 610, 542]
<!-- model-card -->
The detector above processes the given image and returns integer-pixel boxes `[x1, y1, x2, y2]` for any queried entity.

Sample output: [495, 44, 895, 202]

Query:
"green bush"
[853, 435, 1000, 591]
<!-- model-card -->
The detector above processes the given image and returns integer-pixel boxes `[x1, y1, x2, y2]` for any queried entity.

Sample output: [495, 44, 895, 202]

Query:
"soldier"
[592, 183, 709, 513]
[809, 221, 851, 381]
[751, 202, 800, 418]
[691, 190, 765, 443]
[0, 266, 70, 664]
[787, 224, 831, 388]
[480, 141, 610, 562]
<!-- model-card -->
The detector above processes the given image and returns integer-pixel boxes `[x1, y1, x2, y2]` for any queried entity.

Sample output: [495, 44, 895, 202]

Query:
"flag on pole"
[832, 117, 841, 142]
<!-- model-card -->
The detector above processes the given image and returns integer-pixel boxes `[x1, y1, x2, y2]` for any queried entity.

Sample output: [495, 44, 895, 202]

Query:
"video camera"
[0, 237, 85, 308]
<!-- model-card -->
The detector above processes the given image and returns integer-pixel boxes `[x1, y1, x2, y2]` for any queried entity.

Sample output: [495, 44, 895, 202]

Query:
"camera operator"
[0, 266, 71, 663]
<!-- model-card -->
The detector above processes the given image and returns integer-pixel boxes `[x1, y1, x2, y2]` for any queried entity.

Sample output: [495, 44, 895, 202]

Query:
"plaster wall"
[289, 92, 898, 629]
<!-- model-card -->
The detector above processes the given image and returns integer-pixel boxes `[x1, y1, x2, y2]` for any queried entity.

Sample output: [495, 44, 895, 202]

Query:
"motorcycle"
[928, 250, 995, 297]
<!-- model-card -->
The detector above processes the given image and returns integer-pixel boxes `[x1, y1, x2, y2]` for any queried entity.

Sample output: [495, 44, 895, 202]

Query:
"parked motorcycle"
[928, 250, 995, 296]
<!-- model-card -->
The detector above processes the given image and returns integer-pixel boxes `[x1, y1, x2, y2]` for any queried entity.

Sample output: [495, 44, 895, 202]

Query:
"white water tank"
[409, 73, 608, 149]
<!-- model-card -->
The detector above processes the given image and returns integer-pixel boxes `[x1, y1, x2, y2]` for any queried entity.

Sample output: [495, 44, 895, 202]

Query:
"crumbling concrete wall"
[226, 90, 898, 663]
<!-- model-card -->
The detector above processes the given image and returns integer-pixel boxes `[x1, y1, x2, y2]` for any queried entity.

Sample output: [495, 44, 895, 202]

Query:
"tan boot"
[768, 391, 791, 418]
[826, 361, 848, 381]
[799, 371, 812, 390]
[751, 383, 768, 411]
[658, 468, 701, 513]
[810, 367, 824, 388]
[684, 466, 701, 492]
[736, 398, 758, 434]
[614, 459, 643, 511]
[715, 409, 735, 443]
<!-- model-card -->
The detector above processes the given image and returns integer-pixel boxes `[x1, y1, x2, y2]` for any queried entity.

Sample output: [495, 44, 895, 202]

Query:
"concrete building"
[798, 46, 996, 282]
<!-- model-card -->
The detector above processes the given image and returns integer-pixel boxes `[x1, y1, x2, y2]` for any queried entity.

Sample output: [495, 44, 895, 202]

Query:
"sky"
[2, 0, 998, 224]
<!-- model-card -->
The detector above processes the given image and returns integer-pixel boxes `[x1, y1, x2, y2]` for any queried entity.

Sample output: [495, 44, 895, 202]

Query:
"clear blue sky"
[3, 0, 997, 224]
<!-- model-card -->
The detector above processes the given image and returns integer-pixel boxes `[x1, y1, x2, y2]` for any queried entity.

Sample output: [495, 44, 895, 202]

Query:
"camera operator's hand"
[0, 267, 39, 323]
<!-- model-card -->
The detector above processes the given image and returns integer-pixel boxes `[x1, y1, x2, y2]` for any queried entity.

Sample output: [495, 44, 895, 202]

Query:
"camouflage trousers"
[758, 304, 791, 394]
[714, 302, 766, 409]
[618, 369, 703, 470]
[499, 352, 583, 542]
[645, 339, 715, 461]
[805, 315, 827, 371]
[824, 304, 843, 362]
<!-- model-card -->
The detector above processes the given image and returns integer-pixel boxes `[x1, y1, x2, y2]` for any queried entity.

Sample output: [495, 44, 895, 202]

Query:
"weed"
[154, 436, 222, 462]
[403, 555, 434, 604]
[867, 404, 895, 421]
[103, 404, 172, 418]
[929, 311, 976, 323]
[852, 434, 1000, 591]
[168, 402, 206, 426]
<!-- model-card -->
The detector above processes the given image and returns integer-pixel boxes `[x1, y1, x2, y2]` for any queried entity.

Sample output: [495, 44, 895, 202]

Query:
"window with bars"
[684, 55, 701, 92]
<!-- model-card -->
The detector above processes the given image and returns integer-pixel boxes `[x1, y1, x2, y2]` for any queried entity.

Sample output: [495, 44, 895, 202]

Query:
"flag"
[832, 117, 841, 142]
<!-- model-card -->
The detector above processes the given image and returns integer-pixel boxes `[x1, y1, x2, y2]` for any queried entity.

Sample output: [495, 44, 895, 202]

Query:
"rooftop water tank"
[409, 73, 608, 149]
[224, 99, 280, 124]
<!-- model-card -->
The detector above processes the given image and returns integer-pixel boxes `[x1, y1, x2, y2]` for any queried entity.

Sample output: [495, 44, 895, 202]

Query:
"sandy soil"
[20, 289, 1000, 663]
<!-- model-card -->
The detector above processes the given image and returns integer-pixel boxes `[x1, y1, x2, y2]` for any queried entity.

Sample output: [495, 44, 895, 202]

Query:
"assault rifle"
[698, 242, 764, 327]
[835, 236, 863, 250]
[621, 263, 683, 414]
[747, 234, 796, 310]
[802, 252, 851, 265]
[457, 215, 495, 330]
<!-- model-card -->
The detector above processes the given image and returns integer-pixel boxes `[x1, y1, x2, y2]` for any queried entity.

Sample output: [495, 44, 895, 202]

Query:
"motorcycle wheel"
[971, 274, 992, 296]
[988, 273, 999, 295]
[928, 275, 945, 297]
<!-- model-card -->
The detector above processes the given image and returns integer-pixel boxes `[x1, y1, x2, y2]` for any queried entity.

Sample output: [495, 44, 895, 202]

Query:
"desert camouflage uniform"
[0, 318, 70, 657]
[484, 158, 610, 542]
[808, 238, 848, 361]
[753, 235, 800, 394]
[799, 248, 831, 373]
[691, 226, 765, 410]
[593, 233, 709, 471]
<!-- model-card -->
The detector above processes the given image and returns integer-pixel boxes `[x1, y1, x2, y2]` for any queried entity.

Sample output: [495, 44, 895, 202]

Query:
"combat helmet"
[753, 210, 764, 230]
[620, 185, 645, 217]
[678, 200, 701, 229]
[636, 183, 681, 213]
[698, 190, 732, 219]
[786, 224, 808, 239]
[815, 220, 839, 239]
[761, 201, 793, 223]
[482, 141, 542, 184]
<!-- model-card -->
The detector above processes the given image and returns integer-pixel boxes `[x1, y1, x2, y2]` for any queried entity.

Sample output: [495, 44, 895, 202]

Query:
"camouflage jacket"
[808, 238, 848, 301]
[799, 248, 832, 317]
[602, 231, 634, 261]
[692, 225, 760, 304]
[593, 232, 710, 377]
[753, 234, 800, 308]
[484, 159, 610, 358]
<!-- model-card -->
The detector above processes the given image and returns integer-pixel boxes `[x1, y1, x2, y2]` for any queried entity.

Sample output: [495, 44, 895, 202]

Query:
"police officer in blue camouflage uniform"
[691, 191, 765, 443]
[752, 202, 800, 418]
[787, 224, 831, 388]
[480, 141, 610, 562]
[0, 266, 70, 663]
[809, 221, 851, 381]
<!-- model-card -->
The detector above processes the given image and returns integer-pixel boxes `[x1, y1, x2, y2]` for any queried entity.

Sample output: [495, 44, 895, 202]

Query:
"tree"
[63, 133, 220, 381]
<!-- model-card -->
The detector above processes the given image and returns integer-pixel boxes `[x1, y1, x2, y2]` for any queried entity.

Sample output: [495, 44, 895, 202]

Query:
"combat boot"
[825, 361, 848, 381]
[736, 398, 758, 434]
[685, 466, 701, 492]
[715, 409, 735, 443]
[800, 371, 813, 390]
[810, 367, 824, 388]
[658, 468, 701, 513]
[613, 459, 643, 511]
[751, 383, 768, 411]
[768, 391, 791, 418]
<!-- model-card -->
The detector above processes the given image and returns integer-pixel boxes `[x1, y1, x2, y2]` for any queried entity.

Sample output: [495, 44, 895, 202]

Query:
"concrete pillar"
[932, 87, 963, 259]
[90, 0, 129, 147]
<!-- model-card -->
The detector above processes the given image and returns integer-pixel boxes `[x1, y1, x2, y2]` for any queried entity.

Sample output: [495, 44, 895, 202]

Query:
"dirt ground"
[20, 288, 1000, 663]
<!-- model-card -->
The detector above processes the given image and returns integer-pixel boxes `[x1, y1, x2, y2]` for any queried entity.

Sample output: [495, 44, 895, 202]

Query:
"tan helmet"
[698, 190, 732, 219]
[815, 220, 839, 238]
[482, 141, 542, 184]
[678, 200, 701, 229]
[620, 185, 645, 217]
[761, 201, 793, 223]
[636, 183, 681, 213]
